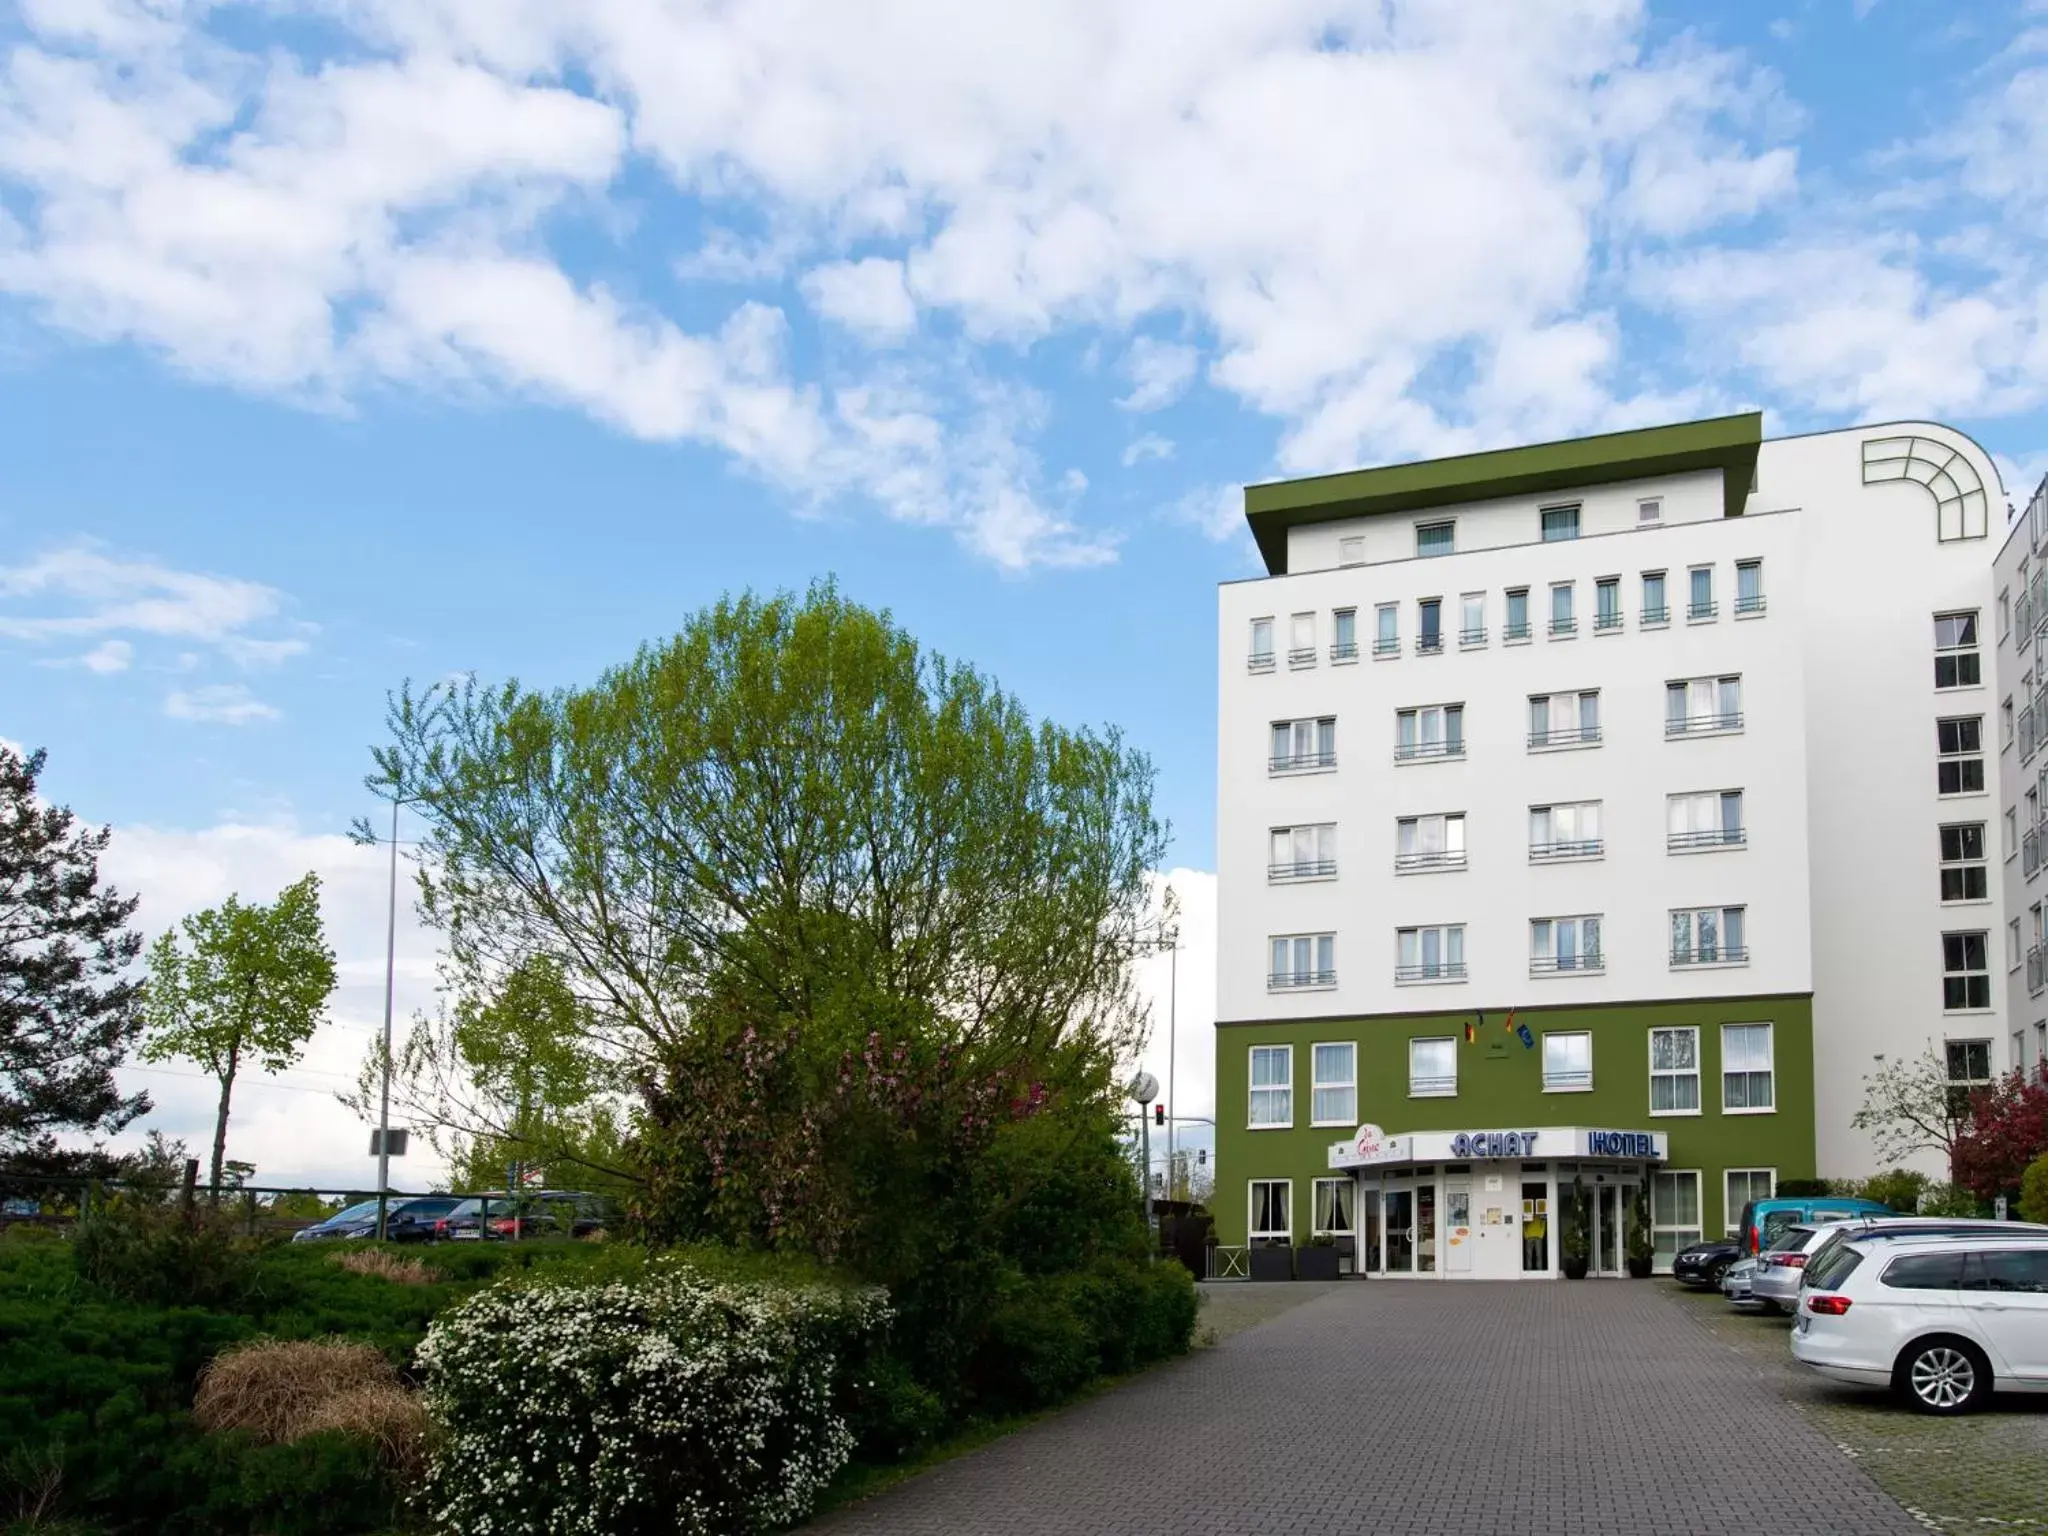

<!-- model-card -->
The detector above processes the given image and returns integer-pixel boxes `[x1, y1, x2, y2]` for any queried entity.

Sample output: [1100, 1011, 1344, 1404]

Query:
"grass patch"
[330, 1248, 438, 1285]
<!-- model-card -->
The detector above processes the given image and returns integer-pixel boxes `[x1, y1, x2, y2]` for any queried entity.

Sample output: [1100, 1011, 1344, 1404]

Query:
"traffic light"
[1198, 1148, 1207, 1166]
[1153, 1103, 1165, 1126]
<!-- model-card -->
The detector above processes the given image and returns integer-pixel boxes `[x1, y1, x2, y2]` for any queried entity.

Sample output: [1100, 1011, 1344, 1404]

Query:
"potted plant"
[1296, 1233, 1341, 1280]
[1624, 1187, 1655, 1278]
[1248, 1240, 1294, 1282]
[1560, 1176, 1592, 1279]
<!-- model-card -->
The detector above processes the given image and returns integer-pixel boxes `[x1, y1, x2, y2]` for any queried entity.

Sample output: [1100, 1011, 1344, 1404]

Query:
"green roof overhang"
[1242, 412, 1764, 575]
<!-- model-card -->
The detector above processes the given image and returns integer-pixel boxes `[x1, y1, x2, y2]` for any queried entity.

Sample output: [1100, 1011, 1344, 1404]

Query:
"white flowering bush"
[415, 1258, 891, 1534]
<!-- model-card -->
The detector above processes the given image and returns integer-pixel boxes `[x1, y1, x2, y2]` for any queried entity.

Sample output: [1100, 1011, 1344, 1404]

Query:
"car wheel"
[1758, 1300, 1783, 1317]
[1707, 1259, 1731, 1286]
[1896, 1338, 1991, 1415]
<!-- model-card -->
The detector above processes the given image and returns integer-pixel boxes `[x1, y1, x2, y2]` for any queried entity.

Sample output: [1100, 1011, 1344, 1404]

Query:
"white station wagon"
[1791, 1233, 2048, 1414]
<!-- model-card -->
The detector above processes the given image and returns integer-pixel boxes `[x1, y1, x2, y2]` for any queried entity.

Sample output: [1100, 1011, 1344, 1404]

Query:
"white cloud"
[1171, 481, 1246, 544]
[801, 256, 918, 342]
[1118, 337, 1199, 412]
[164, 682, 280, 724]
[1122, 433, 1173, 467]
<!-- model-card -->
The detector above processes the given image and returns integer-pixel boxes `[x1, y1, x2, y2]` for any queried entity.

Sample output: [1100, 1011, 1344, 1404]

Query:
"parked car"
[1734, 1195, 1893, 1256]
[1722, 1255, 1760, 1306]
[1791, 1233, 2048, 1414]
[1753, 1222, 1851, 1312]
[290, 1195, 464, 1243]
[1800, 1216, 2048, 1291]
[1672, 1237, 1743, 1288]
[438, 1191, 610, 1241]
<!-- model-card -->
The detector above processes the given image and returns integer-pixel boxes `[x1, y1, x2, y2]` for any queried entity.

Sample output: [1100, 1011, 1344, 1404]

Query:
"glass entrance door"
[1595, 1184, 1621, 1275]
[1417, 1185, 1438, 1273]
[1383, 1188, 1415, 1273]
[1445, 1181, 1473, 1273]
[1521, 1181, 1551, 1273]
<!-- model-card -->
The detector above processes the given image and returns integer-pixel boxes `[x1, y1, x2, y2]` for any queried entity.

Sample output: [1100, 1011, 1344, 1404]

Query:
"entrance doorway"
[1594, 1184, 1623, 1277]
[1521, 1180, 1550, 1273]
[1416, 1184, 1437, 1273]
[1445, 1181, 1472, 1273]
[1384, 1187, 1415, 1273]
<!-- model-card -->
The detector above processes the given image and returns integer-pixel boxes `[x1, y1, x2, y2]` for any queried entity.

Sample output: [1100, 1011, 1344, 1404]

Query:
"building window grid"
[1666, 676, 1743, 736]
[1396, 925, 1466, 983]
[1548, 582, 1576, 637]
[1942, 931, 1991, 1011]
[1395, 813, 1467, 872]
[1649, 1027, 1701, 1115]
[1311, 1176, 1356, 1240]
[1249, 1178, 1291, 1242]
[1735, 560, 1765, 615]
[1668, 789, 1745, 851]
[1417, 521, 1455, 559]
[1504, 589, 1531, 642]
[1944, 1039, 1993, 1120]
[1395, 704, 1465, 762]
[1652, 1171, 1703, 1270]
[1936, 716, 1986, 795]
[1459, 592, 1486, 648]
[1330, 608, 1359, 663]
[1409, 1036, 1458, 1096]
[1724, 1169, 1776, 1234]
[1687, 565, 1716, 621]
[1671, 906, 1748, 966]
[1939, 823, 1989, 903]
[1528, 690, 1600, 749]
[1594, 578, 1622, 632]
[1540, 505, 1580, 542]
[1374, 603, 1399, 657]
[1541, 1030, 1593, 1091]
[1287, 612, 1317, 669]
[1268, 823, 1337, 882]
[1641, 571, 1669, 626]
[1934, 612, 1982, 690]
[1722, 1023, 1775, 1112]
[1270, 717, 1337, 773]
[1530, 915, 1603, 975]
[1310, 1043, 1357, 1127]
[1268, 934, 1336, 992]
[1248, 618, 1274, 672]
[1248, 1046, 1292, 1128]
[1529, 801, 1602, 860]
[1416, 598, 1444, 656]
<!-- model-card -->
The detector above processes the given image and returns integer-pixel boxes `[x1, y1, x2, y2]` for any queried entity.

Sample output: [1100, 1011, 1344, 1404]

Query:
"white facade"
[1218, 419, 2016, 1179]
[1994, 472, 2048, 1088]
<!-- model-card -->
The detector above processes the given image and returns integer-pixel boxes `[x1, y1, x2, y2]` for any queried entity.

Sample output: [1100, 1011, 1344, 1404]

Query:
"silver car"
[1752, 1222, 1845, 1312]
[1722, 1255, 1760, 1305]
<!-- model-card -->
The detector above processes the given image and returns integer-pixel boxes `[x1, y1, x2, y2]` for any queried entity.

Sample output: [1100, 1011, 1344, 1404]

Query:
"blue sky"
[2, 0, 2046, 1182]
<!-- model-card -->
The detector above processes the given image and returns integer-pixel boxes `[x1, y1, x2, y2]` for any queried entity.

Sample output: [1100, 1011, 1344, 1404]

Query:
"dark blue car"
[289, 1195, 463, 1244]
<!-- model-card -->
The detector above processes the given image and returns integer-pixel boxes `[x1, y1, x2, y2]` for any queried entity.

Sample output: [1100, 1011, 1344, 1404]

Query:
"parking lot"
[811, 1280, 1928, 1534]
[1668, 1281, 2048, 1530]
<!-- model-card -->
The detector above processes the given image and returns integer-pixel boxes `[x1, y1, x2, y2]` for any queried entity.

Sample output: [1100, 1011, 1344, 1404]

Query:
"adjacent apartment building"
[1213, 411, 2021, 1277]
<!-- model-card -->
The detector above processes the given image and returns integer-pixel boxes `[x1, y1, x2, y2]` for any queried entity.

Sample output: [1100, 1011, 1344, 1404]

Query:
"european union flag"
[1515, 1021, 1535, 1049]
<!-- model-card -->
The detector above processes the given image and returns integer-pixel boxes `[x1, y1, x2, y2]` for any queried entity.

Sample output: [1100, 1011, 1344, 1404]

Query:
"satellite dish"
[1129, 1071, 1160, 1105]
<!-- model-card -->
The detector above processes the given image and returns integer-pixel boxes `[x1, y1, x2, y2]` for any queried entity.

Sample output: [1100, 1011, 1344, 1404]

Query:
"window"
[1966, 1249, 2048, 1292]
[1417, 598, 1443, 655]
[1331, 608, 1358, 662]
[1671, 906, 1747, 965]
[1595, 577, 1621, 631]
[1722, 1023, 1775, 1111]
[1268, 934, 1336, 991]
[1338, 536, 1365, 567]
[1396, 813, 1466, 871]
[1396, 925, 1465, 983]
[1935, 612, 1982, 689]
[1312, 1177, 1356, 1238]
[1374, 603, 1399, 656]
[1285, 613, 1315, 669]
[1687, 565, 1716, 620]
[1641, 571, 1668, 625]
[1249, 1178, 1291, 1242]
[1459, 592, 1485, 646]
[2006, 808, 2019, 859]
[1530, 916, 1603, 975]
[1409, 1036, 1457, 1096]
[2004, 696, 2016, 749]
[1666, 675, 1742, 735]
[1541, 1030, 1593, 1090]
[1268, 823, 1336, 881]
[1724, 1169, 1775, 1234]
[1649, 1027, 1700, 1114]
[1529, 690, 1599, 748]
[2001, 589, 2012, 640]
[1248, 618, 1274, 670]
[1942, 932, 1991, 1010]
[1651, 1170, 1702, 1269]
[1638, 498, 1662, 525]
[1311, 1043, 1357, 1126]
[1939, 823, 1988, 902]
[1936, 716, 1985, 794]
[1735, 560, 1764, 615]
[1944, 1039, 1992, 1118]
[1248, 1046, 1292, 1126]
[2009, 918, 2023, 971]
[1540, 505, 1580, 542]
[1549, 582, 1575, 636]
[1395, 704, 1464, 761]
[1880, 1252, 1966, 1291]
[1270, 717, 1336, 772]
[1417, 520, 1455, 558]
[1504, 588, 1530, 641]
[1668, 789, 1744, 851]
[1529, 800, 1601, 859]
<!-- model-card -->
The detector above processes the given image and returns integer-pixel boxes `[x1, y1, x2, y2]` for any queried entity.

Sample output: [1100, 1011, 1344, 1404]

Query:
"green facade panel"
[1213, 994, 1814, 1247]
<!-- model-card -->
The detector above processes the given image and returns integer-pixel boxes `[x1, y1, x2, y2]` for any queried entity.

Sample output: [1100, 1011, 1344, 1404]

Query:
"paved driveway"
[810, 1280, 1920, 1534]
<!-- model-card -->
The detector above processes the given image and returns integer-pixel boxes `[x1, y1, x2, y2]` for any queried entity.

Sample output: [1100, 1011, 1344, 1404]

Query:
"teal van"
[1736, 1195, 1894, 1256]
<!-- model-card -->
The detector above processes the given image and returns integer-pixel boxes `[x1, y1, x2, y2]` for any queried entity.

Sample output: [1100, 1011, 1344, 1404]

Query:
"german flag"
[1503, 1008, 1517, 1034]
[1464, 1013, 1479, 1044]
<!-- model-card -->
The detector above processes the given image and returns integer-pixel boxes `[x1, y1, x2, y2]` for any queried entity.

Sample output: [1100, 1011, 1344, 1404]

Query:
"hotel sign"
[1449, 1130, 1539, 1159]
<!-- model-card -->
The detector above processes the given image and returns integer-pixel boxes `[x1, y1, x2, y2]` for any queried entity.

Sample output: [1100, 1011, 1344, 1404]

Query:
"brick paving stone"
[806, 1280, 1923, 1535]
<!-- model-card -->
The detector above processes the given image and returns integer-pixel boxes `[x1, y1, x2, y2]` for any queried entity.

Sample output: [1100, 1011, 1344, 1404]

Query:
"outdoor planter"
[1295, 1244, 1340, 1281]
[1561, 1253, 1590, 1279]
[1248, 1245, 1295, 1282]
[1624, 1255, 1654, 1279]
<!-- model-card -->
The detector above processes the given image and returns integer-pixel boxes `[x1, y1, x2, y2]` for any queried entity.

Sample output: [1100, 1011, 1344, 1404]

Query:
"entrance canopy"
[1327, 1123, 1665, 1172]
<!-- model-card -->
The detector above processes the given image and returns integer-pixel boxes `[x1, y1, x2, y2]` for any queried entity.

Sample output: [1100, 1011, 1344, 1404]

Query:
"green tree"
[141, 873, 338, 1192]
[1851, 1048, 1964, 1173]
[0, 744, 149, 1152]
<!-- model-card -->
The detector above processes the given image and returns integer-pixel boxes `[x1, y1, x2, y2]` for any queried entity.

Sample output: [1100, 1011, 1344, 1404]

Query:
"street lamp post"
[374, 796, 400, 1240]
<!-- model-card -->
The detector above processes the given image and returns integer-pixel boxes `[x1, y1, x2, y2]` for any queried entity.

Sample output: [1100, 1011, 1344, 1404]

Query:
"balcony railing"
[1288, 647, 1317, 668]
[2030, 945, 2046, 998]
[1394, 849, 1467, 873]
[1530, 838, 1603, 861]
[1503, 621, 1531, 642]
[1594, 611, 1623, 633]
[1542, 1069, 1594, 1091]
[1268, 970, 1337, 990]
[2027, 828, 2041, 878]
[1409, 1074, 1458, 1096]
[1666, 712, 1744, 736]
[1270, 751, 1337, 772]
[1549, 616, 1577, 637]
[1416, 635, 1444, 656]
[1529, 955, 1604, 976]
[1667, 827, 1746, 852]
[1394, 739, 1464, 763]
[1529, 725, 1600, 749]
[1671, 945, 1751, 967]
[1330, 641, 1359, 662]
[1373, 636, 1399, 657]
[1394, 962, 1467, 983]
[1247, 651, 1275, 673]
[1689, 600, 1718, 620]
[1641, 605, 1670, 625]
[1736, 594, 1766, 616]
[1268, 859, 1337, 881]
[1460, 626, 1487, 646]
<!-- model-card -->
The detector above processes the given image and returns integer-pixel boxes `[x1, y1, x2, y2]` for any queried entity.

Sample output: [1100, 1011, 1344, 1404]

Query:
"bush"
[2020, 1155, 2048, 1224]
[416, 1256, 890, 1535]
[73, 1206, 260, 1310]
[1919, 1180, 1988, 1217]
[1772, 1178, 1831, 1198]
[1861, 1168, 1931, 1213]
[968, 1256, 1196, 1417]
[331, 1248, 437, 1284]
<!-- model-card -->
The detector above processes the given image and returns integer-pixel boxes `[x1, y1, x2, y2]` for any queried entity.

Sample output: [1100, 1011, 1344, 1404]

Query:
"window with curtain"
[1460, 593, 1485, 643]
[1395, 705, 1463, 760]
[1248, 617, 1274, 666]
[1541, 1031, 1592, 1090]
[1942, 931, 1991, 1009]
[1409, 1036, 1457, 1095]
[1540, 505, 1580, 541]
[1268, 934, 1335, 989]
[1667, 790, 1744, 849]
[1595, 577, 1621, 628]
[1688, 565, 1715, 618]
[1666, 676, 1742, 733]
[1416, 521, 1455, 557]
[1725, 1169, 1775, 1232]
[1649, 1027, 1700, 1113]
[1672, 905, 1747, 964]
[1549, 582, 1575, 633]
[1418, 598, 1442, 652]
[1530, 915, 1602, 973]
[1332, 609, 1357, 659]
[1642, 571, 1668, 622]
[1396, 813, 1465, 869]
[1939, 823, 1988, 901]
[1529, 800, 1600, 857]
[1652, 1171, 1702, 1269]
[1270, 716, 1336, 770]
[1313, 1177, 1356, 1235]
[1505, 589, 1529, 639]
[1269, 823, 1336, 879]
[1722, 1023, 1774, 1110]
[1250, 1179, 1291, 1241]
[1397, 925, 1465, 981]
[1311, 1043, 1357, 1126]
[1288, 612, 1316, 663]
[1736, 560, 1764, 613]
[1248, 1046, 1292, 1126]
